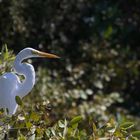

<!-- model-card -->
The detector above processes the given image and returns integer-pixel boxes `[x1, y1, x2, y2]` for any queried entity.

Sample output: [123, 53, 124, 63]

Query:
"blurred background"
[0, 0, 140, 129]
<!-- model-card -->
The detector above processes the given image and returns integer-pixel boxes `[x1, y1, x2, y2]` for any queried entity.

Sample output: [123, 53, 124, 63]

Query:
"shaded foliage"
[0, 1, 140, 114]
[0, 44, 140, 139]
[0, 0, 140, 139]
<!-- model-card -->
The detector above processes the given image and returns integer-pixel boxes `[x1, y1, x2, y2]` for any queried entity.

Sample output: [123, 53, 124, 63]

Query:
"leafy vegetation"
[0, 44, 140, 139]
[0, 0, 140, 139]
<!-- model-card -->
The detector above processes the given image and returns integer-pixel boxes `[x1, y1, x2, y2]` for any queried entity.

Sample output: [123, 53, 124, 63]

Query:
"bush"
[0, 0, 140, 113]
[0, 44, 140, 139]
[0, 0, 140, 138]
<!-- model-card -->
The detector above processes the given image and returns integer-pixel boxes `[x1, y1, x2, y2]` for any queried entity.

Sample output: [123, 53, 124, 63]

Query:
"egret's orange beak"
[32, 50, 60, 58]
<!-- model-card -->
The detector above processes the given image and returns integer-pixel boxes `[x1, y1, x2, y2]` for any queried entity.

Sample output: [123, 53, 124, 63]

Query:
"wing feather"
[0, 73, 19, 114]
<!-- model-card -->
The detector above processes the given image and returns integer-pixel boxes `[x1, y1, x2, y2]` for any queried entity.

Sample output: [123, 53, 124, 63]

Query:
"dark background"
[0, 0, 140, 115]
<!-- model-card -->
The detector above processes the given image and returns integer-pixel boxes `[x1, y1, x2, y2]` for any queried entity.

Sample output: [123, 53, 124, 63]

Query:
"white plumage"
[0, 48, 59, 115]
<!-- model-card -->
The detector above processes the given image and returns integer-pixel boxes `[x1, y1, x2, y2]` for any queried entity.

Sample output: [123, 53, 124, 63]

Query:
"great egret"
[0, 48, 59, 115]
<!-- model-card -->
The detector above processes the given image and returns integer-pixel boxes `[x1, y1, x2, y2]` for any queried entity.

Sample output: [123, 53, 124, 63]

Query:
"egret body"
[0, 48, 59, 115]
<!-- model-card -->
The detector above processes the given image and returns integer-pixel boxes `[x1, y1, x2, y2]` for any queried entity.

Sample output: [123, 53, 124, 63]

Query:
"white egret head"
[19, 48, 60, 59]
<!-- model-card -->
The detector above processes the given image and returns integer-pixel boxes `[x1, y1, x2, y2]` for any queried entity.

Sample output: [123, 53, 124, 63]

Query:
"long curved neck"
[14, 53, 35, 98]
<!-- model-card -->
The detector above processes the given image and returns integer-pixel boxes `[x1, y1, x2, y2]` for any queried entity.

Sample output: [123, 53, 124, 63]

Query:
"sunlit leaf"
[58, 120, 65, 128]
[106, 126, 116, 133]
[30, 112, 40, 122]
[94, 80, 103, 89]
[26, 122, 32, 129]
[70, 116, 83, 126]
[120, 122, 134, 130]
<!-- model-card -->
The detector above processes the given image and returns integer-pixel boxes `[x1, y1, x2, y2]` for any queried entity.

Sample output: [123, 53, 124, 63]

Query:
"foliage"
[0, 42, 140, 139]
[0, 0, 140, 113]
[1, 103, 140, 139]
[0, 0, 140, 139]
[0, 44, 15, 75]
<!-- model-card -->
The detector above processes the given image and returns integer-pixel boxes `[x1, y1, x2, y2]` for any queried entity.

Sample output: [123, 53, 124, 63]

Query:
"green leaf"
[30, 112, 40, 122]
[104, 25, 113, 39]
[17, 134, 26, 140]
[26, 122, 32, 129]
[92, 123, 97, 130]
[36, 128, 44, 135]
[132, 131, 140, 138]
[70, 116, 83, 126]
[15, 96, 23, 106]
[120, 122, 134, 130]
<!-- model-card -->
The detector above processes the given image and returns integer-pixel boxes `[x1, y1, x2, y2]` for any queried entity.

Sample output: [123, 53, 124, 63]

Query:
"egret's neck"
[14, 54, 35, 98]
